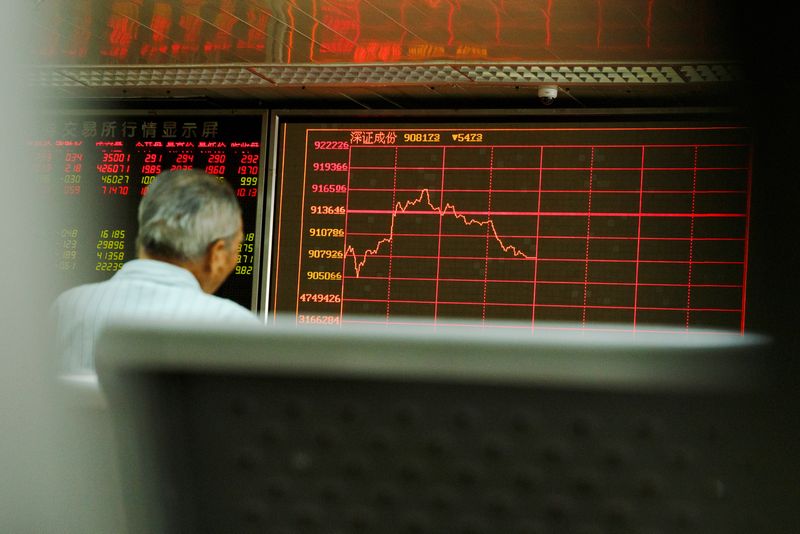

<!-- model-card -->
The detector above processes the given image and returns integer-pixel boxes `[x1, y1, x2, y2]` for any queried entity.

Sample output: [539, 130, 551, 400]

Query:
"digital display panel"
[271, 118, 752, 332]
[34, 113, 265, 310]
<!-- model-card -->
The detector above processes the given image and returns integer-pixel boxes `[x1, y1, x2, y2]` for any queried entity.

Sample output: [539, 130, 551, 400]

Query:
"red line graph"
[344, 187, 532, 277]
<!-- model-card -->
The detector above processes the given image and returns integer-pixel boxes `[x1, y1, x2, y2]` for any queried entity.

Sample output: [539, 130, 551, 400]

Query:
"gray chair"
[96, 321, 790, 534]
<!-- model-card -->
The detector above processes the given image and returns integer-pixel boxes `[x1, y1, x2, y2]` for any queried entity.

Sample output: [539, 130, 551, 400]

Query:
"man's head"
[136, 170, 243, 294]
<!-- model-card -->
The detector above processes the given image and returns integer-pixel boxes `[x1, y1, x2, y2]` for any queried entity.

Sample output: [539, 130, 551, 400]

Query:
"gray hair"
[136, 170, 242, 261]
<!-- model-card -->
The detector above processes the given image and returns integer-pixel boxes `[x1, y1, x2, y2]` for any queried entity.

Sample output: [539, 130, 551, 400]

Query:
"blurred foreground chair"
[96, 321, 792, 534]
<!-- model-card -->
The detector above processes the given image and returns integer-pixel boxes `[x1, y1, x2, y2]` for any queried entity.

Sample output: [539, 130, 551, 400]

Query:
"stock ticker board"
[34, 114, 264, 310]
[271, 121, 752, 333]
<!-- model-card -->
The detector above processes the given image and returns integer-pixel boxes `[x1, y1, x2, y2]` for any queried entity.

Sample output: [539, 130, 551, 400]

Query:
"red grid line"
[349, 187, 747, 195]
[346, 231, 746, 242]
[350, 165, 748, 172]
[686, 146, 698, 329]
[531, 146, 544, 332]
[339, 318, 741, 336]
[582, 147, 595, 325]
[385, 147, 398, 322]
[346, 274, 742, 288]
[346, 141, 748, 148]
[340, 254, 743, 265]
[433, 148, 447, 324]
[342, 297, 740, 313]
[482, 148, 495, 323]
[740, 145, 754, 333]
[347, 209, 745, 218]
[348, 144, 748, 152]
[634, 146, 645, 328]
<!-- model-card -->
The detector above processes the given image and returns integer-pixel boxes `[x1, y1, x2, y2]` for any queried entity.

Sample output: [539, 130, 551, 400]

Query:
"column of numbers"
[96, 228, 127, 272]
[236, 232, 256, 276]
[63, 150, 83, 195]
[59, 228, 79, 271]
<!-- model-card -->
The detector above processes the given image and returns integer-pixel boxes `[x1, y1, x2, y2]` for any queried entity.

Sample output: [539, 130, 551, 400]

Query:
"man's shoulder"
[52, 280, 110, 306]
[196, 292, 261, 322]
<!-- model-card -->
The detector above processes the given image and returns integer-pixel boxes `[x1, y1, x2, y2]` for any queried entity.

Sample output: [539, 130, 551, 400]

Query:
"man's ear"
[206, 239, 228, 274]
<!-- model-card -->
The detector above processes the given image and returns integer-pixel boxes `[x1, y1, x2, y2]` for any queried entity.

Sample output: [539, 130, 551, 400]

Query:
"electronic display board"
[33, 112, 265, 310]
[270, 116, 752, 333]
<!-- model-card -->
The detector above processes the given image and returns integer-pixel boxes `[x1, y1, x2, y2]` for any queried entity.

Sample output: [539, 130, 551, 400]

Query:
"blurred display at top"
[34, 0, 740, 65]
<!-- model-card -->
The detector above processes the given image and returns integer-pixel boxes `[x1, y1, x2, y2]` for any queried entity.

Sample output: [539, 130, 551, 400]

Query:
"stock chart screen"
[270, 119, 752, 332]
[34, 113, 265, 310]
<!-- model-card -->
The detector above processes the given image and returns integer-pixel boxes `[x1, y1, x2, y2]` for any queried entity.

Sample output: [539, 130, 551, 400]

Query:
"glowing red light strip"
[596, 0, 605, 48]
[545, 0, 553, 48]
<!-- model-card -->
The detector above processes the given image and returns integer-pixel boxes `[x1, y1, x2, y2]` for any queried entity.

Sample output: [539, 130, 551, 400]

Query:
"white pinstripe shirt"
[51, 259, 261, 373]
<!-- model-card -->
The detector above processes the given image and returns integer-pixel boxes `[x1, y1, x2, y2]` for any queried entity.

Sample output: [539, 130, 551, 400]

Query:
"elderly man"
[51, 170, 261, 373]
